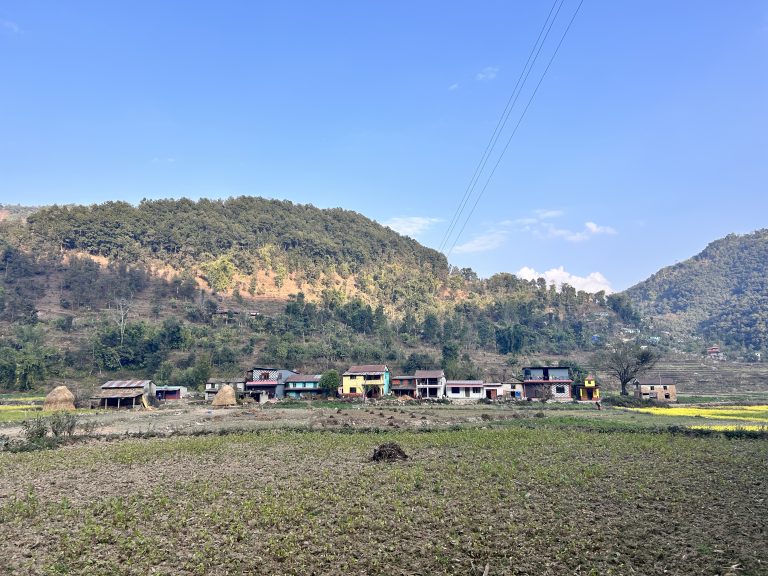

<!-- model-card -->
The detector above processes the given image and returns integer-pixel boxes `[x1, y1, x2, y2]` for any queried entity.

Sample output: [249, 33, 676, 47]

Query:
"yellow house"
[575, 373, 600, 401]
[341, 364, 390, 398]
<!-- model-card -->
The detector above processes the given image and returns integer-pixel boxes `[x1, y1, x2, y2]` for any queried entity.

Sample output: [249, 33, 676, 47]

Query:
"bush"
[22, 417, 48, 442]
[48, 412, 78, 438]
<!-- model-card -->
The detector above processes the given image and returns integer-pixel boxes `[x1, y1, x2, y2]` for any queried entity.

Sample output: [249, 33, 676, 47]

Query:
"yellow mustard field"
[627, 405, 768, 429]
[0, 405, 40, 412]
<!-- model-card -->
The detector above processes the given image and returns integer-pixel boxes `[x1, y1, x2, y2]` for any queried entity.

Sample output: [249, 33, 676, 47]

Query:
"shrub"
[48, 412, 78, 438]
[22, 417, 48, 442]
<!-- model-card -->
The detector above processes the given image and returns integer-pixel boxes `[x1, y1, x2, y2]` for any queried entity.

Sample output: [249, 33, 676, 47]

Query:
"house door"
[486, 389, 497, 400]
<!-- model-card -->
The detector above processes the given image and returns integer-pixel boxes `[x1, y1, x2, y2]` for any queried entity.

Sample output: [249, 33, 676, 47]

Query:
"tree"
[594, 341, 660, 395]
[319, 369, 340, 396]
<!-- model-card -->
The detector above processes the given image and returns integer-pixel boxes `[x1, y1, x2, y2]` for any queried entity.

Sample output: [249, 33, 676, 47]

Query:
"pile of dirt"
[212, 385, 237, 407]
[370, 442, 408, 462]
[43, 386, 76, 411]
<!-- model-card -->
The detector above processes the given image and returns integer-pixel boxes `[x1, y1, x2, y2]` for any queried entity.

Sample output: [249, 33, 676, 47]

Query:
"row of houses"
[204, 364, 614, 403]
[87, 366, 675, 410]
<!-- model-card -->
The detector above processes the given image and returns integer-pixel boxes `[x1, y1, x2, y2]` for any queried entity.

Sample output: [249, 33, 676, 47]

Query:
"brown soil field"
[0, 406, 766, 575]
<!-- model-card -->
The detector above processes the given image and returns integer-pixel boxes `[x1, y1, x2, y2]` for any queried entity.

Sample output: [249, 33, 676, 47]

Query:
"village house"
[91, 380, 155, 409]
[390, 375, 418, 398]
[205, 378, 245, 402]
[245, 367, 296, 401]
[415, 369, 446, 399]
[634, 377, 677, 402]
[155, 385, 188, 401]
[483, 382, 504, 400]
[341, 364, 390, 398]
[522, 366, 573, 402]
[445, 380, 484, 401]
[573, 373, 601, 402]
[284, 374, 323, 399]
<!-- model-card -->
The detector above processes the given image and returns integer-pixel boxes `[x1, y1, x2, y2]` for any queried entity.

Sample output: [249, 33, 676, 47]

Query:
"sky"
[1, 1, 766, 293]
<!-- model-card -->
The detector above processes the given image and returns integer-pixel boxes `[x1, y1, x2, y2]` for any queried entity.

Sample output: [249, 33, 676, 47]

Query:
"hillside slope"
[0, 197, 621, 392]
[625, 229, 768, 353]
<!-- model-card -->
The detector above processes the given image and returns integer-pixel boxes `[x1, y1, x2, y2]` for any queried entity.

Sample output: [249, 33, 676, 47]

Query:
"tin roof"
[101, 380, 151, 389]
[284, 374, 321, 384]
[245, 380, 279, 387]
[415, 370, 445, 379]
[344, 364, 388, 375]
[92, 388, 144, 399]
[446, 380, 484, 386]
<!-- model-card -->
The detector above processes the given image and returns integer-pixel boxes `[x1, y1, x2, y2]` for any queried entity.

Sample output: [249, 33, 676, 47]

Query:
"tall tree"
[594, 341, 660, 395]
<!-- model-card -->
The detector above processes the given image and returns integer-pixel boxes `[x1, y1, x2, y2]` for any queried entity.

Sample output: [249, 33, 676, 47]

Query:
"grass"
[0, 408, 92, 424]
[0, 420, 766, 575]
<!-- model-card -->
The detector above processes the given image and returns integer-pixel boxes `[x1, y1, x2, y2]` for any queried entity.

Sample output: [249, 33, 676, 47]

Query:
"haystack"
[43, 385, 76, 411]
[212, 384, 237, 407]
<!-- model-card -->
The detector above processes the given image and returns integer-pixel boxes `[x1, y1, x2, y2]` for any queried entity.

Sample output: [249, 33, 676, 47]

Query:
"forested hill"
[0, 196, 625, 392]
[25, 197, 448, 284]
[625, 229, 768, 353]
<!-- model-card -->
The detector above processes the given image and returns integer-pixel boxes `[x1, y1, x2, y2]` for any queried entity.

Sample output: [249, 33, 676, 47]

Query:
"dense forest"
[626, 229, 768, 355]
[0, 197, 632, 391]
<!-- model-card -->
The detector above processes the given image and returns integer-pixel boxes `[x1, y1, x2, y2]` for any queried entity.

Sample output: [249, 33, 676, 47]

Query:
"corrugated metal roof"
[344, 364, 388, 375]
[101, 380, 151, 389]
[445, 380, 484, 386]
[92, 389, 144, 399]
[207, 378, 246, 384]
[245, 380, 279, 386]
[284, 374, 321, 384]
[415, 370, 445, 379]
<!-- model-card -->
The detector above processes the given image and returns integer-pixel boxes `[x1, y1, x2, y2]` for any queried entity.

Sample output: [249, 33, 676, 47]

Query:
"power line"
[446, 0, 585, 256]
[438, 0, 565, 253]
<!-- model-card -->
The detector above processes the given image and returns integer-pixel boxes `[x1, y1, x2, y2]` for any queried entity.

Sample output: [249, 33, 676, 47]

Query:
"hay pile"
[43, 386, 76, 411]
[371, 442, 409, 462]
[212, 384, 237, 407]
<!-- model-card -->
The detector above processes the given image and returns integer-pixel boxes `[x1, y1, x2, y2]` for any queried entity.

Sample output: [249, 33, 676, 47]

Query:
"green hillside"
[0, 196, 621, 392]
[625, 229, 768, 354]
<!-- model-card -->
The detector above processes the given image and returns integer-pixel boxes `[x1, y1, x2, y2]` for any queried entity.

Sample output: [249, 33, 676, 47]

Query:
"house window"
[664, 393, 670, 399]
[650, 386, 655, 390]
[663, 385, 668, 390]
[472, 387, 481, 394]
[350, 387, 357, 394]
[260, 372, 270, 380]
[555, 385, 566, 394]
[451, 387, 459, 394]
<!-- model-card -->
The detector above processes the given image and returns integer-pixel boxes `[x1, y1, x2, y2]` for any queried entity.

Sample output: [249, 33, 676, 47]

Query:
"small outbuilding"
[91, 380, 155, 410]
[634, 377, 677, 402]
[155, 386, 188, 401]
[43, 385, 76, 411]
[574, 373, 601, 402]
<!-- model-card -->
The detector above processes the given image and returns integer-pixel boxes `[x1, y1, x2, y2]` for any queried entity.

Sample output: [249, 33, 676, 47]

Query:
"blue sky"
[1, 1, 766, 292]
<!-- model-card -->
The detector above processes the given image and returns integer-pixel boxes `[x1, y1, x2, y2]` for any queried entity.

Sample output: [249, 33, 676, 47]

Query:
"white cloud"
[453, 230, 508, 254]
[510, 210, 617, 243]
[585, 221, 616, 235]
[475, 66, 499, 81]
[0, 19, 20, 33]
[384, 216, 441, 238]
[448, 83, 459, 91]
[533, 209, 563, 219]
[516, 266, 614, 294]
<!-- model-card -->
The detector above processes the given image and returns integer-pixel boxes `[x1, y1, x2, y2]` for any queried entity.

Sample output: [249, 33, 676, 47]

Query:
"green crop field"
[0, 414, 766, 576]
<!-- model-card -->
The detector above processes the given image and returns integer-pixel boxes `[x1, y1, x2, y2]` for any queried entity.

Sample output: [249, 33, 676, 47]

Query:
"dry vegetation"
[0, 410, 766, 575]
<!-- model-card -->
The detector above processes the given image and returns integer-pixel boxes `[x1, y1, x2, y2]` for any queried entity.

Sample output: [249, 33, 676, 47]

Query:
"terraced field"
[0, 414, 766, 575]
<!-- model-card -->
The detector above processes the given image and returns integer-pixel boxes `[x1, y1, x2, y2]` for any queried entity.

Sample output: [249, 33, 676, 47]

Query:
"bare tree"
[594, 341, 660, 395]
[110, 297, 132, 346]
